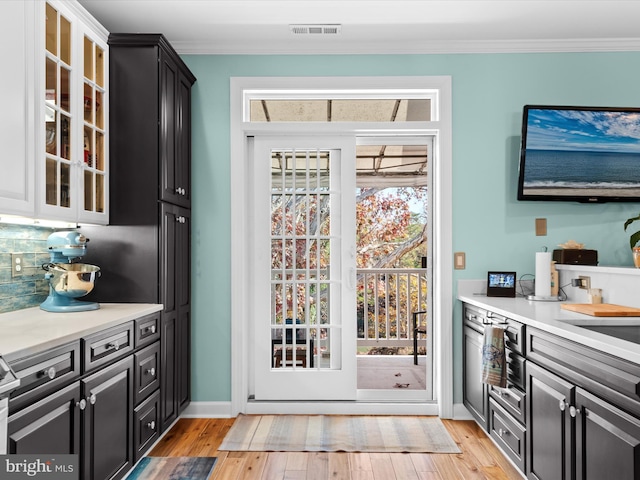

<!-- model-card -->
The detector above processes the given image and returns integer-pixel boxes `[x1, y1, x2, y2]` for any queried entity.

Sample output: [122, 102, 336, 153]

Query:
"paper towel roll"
[535, 252, 552, 297]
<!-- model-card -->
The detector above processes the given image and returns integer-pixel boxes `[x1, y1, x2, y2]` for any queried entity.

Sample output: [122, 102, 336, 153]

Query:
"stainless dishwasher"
[0, 356, 20, 454]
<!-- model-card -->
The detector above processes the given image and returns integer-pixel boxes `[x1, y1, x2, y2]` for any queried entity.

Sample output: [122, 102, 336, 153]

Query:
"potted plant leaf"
[623, 213, 640, 267]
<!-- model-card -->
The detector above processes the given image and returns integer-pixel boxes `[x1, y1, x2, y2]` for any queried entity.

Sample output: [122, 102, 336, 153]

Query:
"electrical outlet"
[578, 275, 591, 290]
[454, 252, 466, 269]
[11, 253, 24, 277]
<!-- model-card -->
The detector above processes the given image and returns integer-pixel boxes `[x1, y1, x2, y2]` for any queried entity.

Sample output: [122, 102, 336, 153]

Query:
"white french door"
[252, 135, 357, 401]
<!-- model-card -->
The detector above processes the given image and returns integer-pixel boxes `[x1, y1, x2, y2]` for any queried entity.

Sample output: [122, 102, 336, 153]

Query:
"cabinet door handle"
[88, 393, 97, 405]
[43, 366, 57, 380]
[559, 400, 567, 411]
[76, 398, 87, 410]
[176, 216, 186, 224]
[107, 341, 120, 351]
[570, 406, 581, 417]
[146, 420, 156, 430]
[145, 367, 156, 377]
[498, 428, 510, 437]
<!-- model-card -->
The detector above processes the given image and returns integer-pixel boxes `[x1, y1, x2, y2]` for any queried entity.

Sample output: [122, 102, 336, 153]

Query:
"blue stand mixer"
[40, 231, 101, 312]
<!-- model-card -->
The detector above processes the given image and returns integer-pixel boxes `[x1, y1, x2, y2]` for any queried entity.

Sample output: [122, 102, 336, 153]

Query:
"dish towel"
[482, 325, 507, 387]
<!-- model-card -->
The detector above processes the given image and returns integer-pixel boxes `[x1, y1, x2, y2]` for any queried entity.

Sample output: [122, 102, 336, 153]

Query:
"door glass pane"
[95, 46, 104, 88]
[83, 126, 93, 167]
[95, 131, 104, 170]
[45, 3, 57, 55]
[270, 148, 333, 370]
[60, 115, 71, 160]
[95, 90, 103, 129]
[46, 158, 57, 205]
[83, 37, 93, 81]
[84, 170, 93, 211]
[45, 58, 57, 107]
[60, 163, 70, 207]
[60, 67, 70, 112]
[96, 174, 104, 213]
[84, 84, 93, 123]
[45, 111, 57, 155]
[59, 15, 71, 65]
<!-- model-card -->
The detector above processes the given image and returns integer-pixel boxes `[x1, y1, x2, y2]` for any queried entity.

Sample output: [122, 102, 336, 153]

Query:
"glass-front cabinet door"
[40, 0, 108, 224]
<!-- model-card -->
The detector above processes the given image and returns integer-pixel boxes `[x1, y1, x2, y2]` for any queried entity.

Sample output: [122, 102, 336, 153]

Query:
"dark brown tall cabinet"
[82, 34, 196, 433]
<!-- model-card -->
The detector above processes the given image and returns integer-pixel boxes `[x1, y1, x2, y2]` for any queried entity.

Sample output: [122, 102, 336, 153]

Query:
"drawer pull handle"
[147, 420, 156, 430]
[76, 399, 87, 410]
[145, 367, 156, 377]
[559, 400, 567, 411]
[107, 341, 120, 351]
[144, 325, 157, 334]
[88, 393, 97, 405]
[570, 406, 581, 418]
[43, 366, 57, 380]
[498, 428, 510, 437]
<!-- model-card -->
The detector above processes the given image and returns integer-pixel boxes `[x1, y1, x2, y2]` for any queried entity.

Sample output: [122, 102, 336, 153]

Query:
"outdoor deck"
[357, 354, 426, 390]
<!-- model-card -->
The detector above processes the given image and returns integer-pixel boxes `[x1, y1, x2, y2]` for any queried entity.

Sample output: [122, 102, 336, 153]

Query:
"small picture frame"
[486, 271, 516, 297]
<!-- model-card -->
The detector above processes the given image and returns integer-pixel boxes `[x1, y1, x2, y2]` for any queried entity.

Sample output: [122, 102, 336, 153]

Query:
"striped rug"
[126, 457, 217, 479]
[219, 414, 460, 453]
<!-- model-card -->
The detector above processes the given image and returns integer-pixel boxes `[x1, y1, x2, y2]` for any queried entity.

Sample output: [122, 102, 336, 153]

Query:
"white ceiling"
[77, 0, 640, 55]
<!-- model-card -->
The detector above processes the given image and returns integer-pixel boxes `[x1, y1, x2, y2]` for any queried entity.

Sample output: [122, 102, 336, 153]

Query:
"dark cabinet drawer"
[134, 390, 160, 462]
[489, 383, 526, 425]
[489, 398, 526, 473]
[527, 327, 640, 416]
[8, 341, 81, 413]
[135, 313, 160, 348]
[134, 342, 160, 405]
[83, 322, 134, 372]
[463, 305, 525, 354]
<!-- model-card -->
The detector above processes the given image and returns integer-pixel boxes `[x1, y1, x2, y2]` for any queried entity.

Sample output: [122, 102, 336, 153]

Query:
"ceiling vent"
[290, 24, 342, 35]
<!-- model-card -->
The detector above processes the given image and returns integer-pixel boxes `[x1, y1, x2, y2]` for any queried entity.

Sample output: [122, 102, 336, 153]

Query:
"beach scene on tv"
[521, 108, 640, 198]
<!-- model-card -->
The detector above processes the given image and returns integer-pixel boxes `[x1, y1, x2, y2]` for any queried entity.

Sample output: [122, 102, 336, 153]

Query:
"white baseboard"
[181, 401, 234, 418]
[181, 401, 473, 420]
[452, 403, 474, 420]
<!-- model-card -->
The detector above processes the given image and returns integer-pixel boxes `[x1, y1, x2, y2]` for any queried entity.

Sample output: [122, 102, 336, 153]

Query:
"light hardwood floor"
[149, 417, 524, 479]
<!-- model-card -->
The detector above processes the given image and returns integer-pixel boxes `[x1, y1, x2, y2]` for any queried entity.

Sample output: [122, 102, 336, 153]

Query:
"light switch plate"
[535, 218, 547, 236]
[454, 252, 466, 269]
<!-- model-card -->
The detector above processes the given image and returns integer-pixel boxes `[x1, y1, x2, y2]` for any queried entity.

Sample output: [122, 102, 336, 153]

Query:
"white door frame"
[229, 76, 453, 416]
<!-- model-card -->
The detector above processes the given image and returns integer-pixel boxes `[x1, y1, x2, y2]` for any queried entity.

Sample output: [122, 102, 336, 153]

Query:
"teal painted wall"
[182, 51, 640, 404]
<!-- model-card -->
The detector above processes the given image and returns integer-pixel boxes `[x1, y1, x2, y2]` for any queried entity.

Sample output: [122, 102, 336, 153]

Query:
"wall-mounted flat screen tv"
[518, 105, 640, 202]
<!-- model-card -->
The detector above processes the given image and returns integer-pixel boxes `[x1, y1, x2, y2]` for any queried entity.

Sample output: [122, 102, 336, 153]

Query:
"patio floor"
[357, 355, 426, 390]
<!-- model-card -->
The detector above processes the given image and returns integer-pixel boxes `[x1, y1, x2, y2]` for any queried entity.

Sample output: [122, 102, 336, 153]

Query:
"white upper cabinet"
[38, 0, 109, 224]
[0, 0, 108, 225]
[0, 1, 36, 217]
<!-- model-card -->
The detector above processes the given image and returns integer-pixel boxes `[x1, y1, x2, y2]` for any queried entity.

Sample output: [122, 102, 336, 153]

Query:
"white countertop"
[0, 303, 163, 359]
[458, 280, 640, 365]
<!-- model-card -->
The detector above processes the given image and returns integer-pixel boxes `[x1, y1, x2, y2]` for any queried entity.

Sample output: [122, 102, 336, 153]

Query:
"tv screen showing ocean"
[523, 149, 640, 189]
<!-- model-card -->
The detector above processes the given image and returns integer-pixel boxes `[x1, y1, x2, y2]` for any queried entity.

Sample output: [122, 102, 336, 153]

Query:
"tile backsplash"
[0, 224, 55, 313]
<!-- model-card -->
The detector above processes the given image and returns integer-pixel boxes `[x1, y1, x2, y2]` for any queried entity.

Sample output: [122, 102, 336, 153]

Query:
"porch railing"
[357, 268, 428, 350]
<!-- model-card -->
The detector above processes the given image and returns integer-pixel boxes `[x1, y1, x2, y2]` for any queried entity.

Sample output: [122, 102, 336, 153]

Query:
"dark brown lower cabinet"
[82, 356, 134, 480]
[8, 357, 134, 480]
[8, 382, 81, 455]
[526, 350, 640, 480]
[463, 323, 488, 429]
[526, 361, 574, 480]
[575, 388, 640, 480]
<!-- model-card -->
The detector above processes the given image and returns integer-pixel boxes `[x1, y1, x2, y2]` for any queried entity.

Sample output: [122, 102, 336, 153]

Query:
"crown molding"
[172, 37, 640, 55]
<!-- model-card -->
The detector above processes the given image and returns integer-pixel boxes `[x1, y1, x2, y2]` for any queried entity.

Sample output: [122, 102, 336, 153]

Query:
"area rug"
[126, 456, 217, 480]
[219, 414, 460, 453]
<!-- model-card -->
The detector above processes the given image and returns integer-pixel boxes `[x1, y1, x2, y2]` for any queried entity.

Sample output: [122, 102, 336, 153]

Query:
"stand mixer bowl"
[43, 263, 101, 298]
